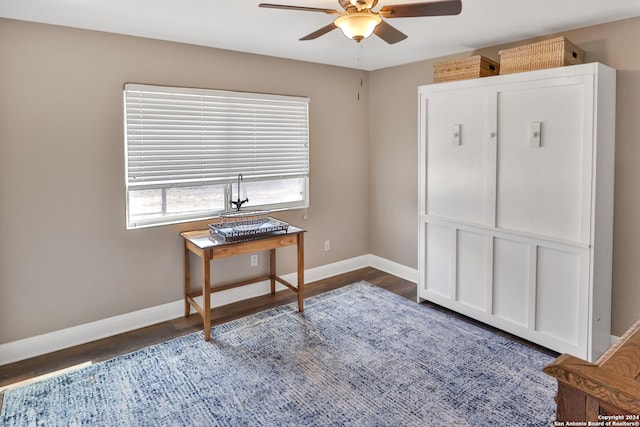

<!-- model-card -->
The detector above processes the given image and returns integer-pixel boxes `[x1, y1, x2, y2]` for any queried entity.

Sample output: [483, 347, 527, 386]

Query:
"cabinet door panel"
[496, 83, 588, 242]
[536, 247, 581, 345]
[457, 230, 488, 311]
[493, 238, 530, 327]
[425, 223, 453, 298]
[425, 91, 491, 224]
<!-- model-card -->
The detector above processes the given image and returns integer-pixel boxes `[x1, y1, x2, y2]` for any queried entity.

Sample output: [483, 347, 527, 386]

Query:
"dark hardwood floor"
[0, 267, 556, 402]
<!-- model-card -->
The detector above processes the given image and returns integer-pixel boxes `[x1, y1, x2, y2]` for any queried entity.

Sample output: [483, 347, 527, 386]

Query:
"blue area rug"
[0, 282, 556, 426]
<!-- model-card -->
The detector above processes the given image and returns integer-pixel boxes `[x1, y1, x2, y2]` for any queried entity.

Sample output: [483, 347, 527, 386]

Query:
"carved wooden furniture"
[417, 62, 616, 361]
[181, 226, 305, 341]
[543, 319, 640, 422]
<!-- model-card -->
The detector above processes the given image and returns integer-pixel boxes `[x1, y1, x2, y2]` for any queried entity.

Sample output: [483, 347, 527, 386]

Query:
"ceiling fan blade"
[373, 20, 408, 44]
[259, 3, 340, 14]
[379, 0, 462, 18]
[300, 23, 338, 40]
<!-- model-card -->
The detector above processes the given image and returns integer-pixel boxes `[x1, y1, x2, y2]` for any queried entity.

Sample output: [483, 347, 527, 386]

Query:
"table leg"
[184, 245, 191, 318]
[297, 233, 304, 313]
[203, 250, 212, 341]
[269, 248, 276, 295]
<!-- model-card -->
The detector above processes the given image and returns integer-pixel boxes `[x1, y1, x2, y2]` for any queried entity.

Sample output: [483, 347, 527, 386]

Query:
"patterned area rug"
[0, 282, 556, 426]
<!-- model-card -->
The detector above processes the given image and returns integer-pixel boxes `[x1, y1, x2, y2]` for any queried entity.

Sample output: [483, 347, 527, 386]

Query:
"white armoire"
[417, 62, 616, 362]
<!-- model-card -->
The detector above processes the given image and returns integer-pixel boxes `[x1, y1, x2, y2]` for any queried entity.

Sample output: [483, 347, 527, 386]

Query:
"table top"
[181, 224, 305, 250]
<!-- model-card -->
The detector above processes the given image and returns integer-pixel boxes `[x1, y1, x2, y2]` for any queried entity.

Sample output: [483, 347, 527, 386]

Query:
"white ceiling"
[1, 0, 639, 70]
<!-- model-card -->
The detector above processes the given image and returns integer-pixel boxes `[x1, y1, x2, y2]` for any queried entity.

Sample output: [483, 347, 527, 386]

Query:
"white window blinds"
[124, 84, 310, 190]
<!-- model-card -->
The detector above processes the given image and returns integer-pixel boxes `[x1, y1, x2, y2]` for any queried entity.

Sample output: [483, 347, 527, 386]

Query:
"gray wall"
[0, 19, 370, 344]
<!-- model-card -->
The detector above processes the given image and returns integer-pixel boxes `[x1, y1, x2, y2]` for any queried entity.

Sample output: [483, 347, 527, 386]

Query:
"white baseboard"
[368, 254, 419, 283]
[0, 254, 380, 366]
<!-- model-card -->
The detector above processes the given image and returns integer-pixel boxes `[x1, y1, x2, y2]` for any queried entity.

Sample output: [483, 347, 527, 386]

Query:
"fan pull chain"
[357, 44, 364, 100]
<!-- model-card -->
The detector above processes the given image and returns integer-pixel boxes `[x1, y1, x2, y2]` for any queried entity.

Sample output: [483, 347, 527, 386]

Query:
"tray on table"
[209, 216, 290, 243]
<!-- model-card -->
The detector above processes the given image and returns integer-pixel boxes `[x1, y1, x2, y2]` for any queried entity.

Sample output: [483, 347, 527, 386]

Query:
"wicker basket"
[433, 55, 500, 83]
[498, 36, 584, 75]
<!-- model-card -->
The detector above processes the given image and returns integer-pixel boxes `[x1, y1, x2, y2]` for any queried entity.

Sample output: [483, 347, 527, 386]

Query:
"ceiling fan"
[259, 0, 462, 44]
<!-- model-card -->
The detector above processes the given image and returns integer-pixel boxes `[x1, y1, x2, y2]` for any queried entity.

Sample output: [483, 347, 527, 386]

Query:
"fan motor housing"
[339, 0, 379, 10]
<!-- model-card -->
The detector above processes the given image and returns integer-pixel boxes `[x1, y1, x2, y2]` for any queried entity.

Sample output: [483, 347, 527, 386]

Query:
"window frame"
[123, 84, 310, 229]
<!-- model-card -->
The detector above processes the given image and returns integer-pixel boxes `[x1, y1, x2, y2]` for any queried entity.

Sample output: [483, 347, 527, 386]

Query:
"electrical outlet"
[324, 240, 330, 251]
[250, 254, 258, 267]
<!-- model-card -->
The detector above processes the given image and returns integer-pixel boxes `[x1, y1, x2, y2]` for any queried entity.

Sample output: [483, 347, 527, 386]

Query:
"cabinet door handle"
[451, 124, 461, 146]
[529, 122, 542, 148]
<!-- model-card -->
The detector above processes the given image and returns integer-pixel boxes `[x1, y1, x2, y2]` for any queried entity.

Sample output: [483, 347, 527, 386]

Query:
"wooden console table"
[180, 225, 306, 341]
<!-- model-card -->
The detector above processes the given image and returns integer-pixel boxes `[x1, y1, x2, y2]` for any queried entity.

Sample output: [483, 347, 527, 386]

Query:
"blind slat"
[124, 84, 310, 187]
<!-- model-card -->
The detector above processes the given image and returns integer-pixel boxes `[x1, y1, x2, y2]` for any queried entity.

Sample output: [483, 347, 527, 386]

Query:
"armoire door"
[425, 88, 494, 226]
[495, 77, 593, 244]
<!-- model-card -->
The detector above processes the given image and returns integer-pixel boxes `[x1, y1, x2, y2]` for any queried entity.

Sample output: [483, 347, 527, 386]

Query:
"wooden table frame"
[180, 226, 306, 341]
[543, 319, 640, 421]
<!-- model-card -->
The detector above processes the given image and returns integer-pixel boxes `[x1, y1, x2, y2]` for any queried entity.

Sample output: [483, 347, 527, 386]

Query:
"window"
[124, 84, 310, 229]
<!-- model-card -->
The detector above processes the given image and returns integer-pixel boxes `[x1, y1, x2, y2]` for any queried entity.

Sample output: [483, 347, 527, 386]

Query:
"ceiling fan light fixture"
[334, 11, 382, 42]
